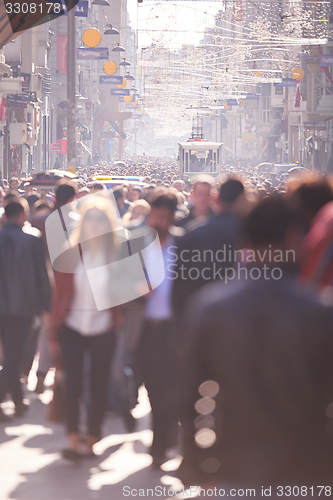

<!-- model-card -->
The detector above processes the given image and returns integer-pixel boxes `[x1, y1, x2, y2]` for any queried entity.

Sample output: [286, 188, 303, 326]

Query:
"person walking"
[49, 194, 121, 460]
[0, 198, 51, 422]
[137, 192, 181, 467]
[179, 196, 333, 492]
[34, 180, 77, 394]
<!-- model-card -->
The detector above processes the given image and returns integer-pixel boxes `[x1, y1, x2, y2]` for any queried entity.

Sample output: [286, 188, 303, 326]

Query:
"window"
[262, 96, 270, 123]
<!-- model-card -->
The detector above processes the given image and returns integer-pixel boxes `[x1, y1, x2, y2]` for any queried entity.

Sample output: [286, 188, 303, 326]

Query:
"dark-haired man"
[0, 198, 51, 421]
[172, 177, 245, 317]
[137, 192, 182, 467]
[179, 196, 333, 492]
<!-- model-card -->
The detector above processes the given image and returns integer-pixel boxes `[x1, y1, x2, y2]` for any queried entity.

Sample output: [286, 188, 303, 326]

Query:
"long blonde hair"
[70, 193, 121, 253]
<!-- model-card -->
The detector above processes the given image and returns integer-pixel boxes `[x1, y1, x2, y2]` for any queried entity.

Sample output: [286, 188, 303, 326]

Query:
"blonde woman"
[50, 194, 121, 461]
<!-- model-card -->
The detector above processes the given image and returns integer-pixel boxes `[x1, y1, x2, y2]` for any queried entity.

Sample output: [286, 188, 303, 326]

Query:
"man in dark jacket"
[179, 196, 333, 491]
[172, 178, 245, 318]
[0, 198, 51, 421]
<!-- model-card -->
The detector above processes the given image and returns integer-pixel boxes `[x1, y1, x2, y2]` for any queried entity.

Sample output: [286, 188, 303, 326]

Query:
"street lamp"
[120, 58, 130, 67]
[91, 0, 111, 5]
[104, 25, 120, 35]
[112, 43, 125, 52]
[124, 72, 135, 81]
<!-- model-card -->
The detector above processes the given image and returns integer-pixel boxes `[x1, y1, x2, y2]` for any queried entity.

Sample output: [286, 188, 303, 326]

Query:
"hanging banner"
[99, 75, 123, 84]
[60, 0, 88, 17]
[0, 98, 7, 121]
[57, 35, 68, 74]
[274, 78, 297, 87]
[319, 55, 333, 67]
[76, 47, 109, 60]
[111, 89, 130, 96]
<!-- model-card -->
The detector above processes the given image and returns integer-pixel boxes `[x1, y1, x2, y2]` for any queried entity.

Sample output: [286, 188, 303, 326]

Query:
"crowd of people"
[1, 157, 333, 494]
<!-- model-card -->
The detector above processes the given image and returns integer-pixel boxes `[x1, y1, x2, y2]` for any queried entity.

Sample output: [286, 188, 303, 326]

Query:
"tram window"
[185, 152, 189, 172]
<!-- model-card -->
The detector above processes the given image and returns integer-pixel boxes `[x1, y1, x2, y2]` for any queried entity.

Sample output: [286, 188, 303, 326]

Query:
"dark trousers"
[138, 319, 179, 459]
[59, 325, 115, 437]
[0, 316, 33, 406]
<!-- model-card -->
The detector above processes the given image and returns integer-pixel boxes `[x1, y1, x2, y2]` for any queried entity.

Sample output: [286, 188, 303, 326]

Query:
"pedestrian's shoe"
[14, 401, 30, 417]
[0, 407, 12, 423]
[62, 449, 81, 462]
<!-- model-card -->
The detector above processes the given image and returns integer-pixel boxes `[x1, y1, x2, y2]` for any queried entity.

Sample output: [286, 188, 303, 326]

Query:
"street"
[0, 375, 183, 500]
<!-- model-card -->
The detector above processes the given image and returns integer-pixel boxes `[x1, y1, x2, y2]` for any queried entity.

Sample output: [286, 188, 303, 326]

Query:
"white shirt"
[65, 252, 112, 336]
[145, 235, 174, 320]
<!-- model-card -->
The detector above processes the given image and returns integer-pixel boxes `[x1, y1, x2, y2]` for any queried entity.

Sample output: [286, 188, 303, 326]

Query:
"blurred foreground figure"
[301, 201, 333, 291]
[0, 199, 51, 422]
[180, 196, 333, 492]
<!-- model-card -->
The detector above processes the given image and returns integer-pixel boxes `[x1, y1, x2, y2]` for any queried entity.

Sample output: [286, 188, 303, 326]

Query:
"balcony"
[0, 77, 23, 94]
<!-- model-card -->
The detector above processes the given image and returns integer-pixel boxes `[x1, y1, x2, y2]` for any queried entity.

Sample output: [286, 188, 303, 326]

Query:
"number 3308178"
[5, 3, 62, 14]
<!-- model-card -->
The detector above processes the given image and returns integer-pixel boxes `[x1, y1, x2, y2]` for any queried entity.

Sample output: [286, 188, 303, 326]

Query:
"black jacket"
[180, 274, 333, 486]
[0, 223, 51, 317]
[172, 211, 241, 317]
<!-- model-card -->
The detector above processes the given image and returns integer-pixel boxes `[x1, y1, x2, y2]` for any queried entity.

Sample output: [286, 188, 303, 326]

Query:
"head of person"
[147, 192, 178, 241]
[130, 199, 151, 220]
[54, 180, 76, 209]
[192, 175, 214, 213]
[244, 195, 301, 260]
[24, 182, 31, 197]
[9, 177, 19, 192]
[90, 182, 106, 194]
[77, 187, 90, 199]
[34, 200, 52, 213]
[26, 192, 41, 211]
[70, 194, 120, 255]
[113, 187, 125, 207]
[218, 177, 245, 212]
[286, 173, 333, 232]
[3, 197, 28, 227]
[128, 185, 142, 202]
[144, 184, 156, 204]
[173, 179, 185, 192]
